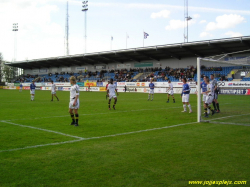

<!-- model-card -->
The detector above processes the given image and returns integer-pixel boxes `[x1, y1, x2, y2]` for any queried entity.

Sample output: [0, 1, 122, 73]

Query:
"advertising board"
[219, 89, 250, 95]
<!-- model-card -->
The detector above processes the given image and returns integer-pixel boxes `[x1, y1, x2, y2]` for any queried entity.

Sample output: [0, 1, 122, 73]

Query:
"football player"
[166, 80, 175, 103]
[107, 79, 118, 110]
[69, 76, 80, 126]
[51, 81, 59, 101]
[148, 79, 155, 101]
[30, 80, 36, 101]
[181, 78, 192, 113]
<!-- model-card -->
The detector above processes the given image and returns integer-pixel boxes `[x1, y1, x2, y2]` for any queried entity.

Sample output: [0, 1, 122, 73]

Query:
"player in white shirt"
[107, 79, 119, 110]
[69, 76, 80, 126]
[51, 81, 59, 101]
[202, 77, 215, 118]
[166, 80, 175, 103]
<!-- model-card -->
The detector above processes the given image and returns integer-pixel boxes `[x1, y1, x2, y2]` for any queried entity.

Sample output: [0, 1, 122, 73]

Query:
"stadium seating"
[14, 66, 248, 83]
[241, 77, 250, 81]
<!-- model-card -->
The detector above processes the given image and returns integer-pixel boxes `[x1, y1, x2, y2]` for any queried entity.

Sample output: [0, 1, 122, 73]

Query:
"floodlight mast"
[82, 1, 88, 54]
[184, 0, 192, 43]
[12, 23, 18, 62]
[12, 23, 21, 78]
[65, 1, 69, 56]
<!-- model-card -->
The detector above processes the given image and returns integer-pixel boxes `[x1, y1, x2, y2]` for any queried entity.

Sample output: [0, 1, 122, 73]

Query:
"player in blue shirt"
[181, 78, 192, 113]
[19, 83, 23, 92]
[148, 79, 155, 101]
[30, 80, 36, 101]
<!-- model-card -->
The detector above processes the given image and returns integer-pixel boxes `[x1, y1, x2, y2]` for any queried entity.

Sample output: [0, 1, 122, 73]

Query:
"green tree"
[0, 53, 3, 82]
[0, 53, 15, 83]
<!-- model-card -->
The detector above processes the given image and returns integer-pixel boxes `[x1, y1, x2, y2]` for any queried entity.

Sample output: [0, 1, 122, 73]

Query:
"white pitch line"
[209, 121, 250, 127]
[210, 113, 250, 121]
[0, 122, 198, 153]
[1, 121, 83, 140]
[3, 106, 182, 122]
[3, 103, 231, 122]
[83, 122, 199, 141]
[0, 139, 83, 153]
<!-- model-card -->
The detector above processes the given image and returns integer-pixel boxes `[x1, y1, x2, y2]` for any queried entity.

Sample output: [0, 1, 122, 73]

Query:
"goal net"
[197, 50, 250, 126]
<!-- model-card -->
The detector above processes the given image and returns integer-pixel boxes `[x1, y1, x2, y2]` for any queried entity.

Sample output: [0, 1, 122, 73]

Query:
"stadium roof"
[6, 36, 250, 69]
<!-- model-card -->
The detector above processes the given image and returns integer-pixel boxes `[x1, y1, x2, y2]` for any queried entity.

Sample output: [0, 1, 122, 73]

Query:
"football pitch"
[0, 90, 249, 187]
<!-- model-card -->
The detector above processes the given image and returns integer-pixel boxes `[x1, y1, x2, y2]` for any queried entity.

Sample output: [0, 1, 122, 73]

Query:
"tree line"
[0, 53, 15, 83]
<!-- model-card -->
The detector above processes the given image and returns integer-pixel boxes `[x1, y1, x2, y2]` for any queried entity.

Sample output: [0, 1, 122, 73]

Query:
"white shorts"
[69, 99, 80, 109]
[51, 91, 56, 95]
[149, 89, 154, 94]
[168, 90, 174, 95]
[30, 90, 35, 95]
[182, 94, 190, 103]
[202, 94, 207, 102]
[205, 95, 214, 105]
[20, 87, 23, 90]
[109, 94, 117, 99]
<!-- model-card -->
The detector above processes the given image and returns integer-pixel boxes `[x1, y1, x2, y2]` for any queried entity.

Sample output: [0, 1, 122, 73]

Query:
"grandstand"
[5, 36, 250, 83]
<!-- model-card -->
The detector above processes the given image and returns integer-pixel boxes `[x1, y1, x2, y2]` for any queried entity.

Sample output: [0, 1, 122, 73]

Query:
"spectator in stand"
[231, 70, 235, 79]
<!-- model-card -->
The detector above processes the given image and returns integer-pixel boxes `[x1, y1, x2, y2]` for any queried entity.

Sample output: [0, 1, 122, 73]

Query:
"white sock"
[148, 94, 150, 99]
[151, 95, 154, 100]
[188, 104, 192, 111]
[207, 108, 210, 114]
[183, 104, 187, 111]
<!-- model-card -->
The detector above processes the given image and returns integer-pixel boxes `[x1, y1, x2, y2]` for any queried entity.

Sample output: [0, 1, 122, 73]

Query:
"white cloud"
[165, 19, 196, 30]
[0, 0, 64, 61]
[199, 32, 212, 38]
[225, 31, 243, 37]
[199, 20, 207, 24]
[193, 14, 200, 19]
[151, 10, 170, 19]
[90, 3, 250, 15]
[206, 14, 245, 31]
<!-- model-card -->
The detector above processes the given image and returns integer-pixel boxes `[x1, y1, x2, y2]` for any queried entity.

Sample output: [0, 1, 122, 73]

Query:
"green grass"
[0, 90, 249, 187]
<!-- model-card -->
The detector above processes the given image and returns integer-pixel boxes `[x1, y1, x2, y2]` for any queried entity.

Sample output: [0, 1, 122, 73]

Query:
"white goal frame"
[197, 49, 250, 122]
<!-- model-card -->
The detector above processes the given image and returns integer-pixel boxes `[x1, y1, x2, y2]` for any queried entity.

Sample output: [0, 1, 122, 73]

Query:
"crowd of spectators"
[14, 74, 36, 83]
[113, 69, 134, 82]
[13, 65, 233, 83]
[139, 66, 196, 82]
[201, 66, 223, 71]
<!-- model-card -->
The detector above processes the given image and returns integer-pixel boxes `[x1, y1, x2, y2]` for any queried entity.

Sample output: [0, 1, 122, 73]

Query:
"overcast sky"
[0, 0, 249, 62]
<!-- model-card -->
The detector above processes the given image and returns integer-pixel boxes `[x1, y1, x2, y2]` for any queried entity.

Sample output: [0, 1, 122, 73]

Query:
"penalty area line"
[83, 122, 199, 141]
[0, 120, 83, 140]
[0, 121, 198, 153]
[0, 139, 83, 153]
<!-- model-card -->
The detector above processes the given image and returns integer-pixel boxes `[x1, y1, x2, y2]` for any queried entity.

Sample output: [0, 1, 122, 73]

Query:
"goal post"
[197, 51, 250, 125]
[197, 57, 201, 123]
